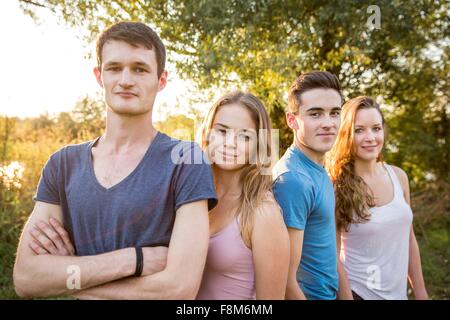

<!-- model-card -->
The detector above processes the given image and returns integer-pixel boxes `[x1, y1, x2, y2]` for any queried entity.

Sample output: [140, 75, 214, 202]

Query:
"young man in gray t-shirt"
[13, 22, 217, 299]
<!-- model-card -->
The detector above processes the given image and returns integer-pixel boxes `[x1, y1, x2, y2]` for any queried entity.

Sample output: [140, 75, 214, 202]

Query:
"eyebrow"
[133, 61, 152, 69]
[104, 61, 152, 69]
[355, 123, 383, 128]
[305, 106, 342, 112]
[213, 123, 251, 132]
[214, 123, 230, 129]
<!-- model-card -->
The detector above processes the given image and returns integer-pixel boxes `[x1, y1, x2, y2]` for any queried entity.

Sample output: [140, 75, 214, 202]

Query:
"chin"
[110, 105, 150, 116]
[213, 162, 246, 172]
[355, 154, 378, 162]
[313, 144, 334, 154]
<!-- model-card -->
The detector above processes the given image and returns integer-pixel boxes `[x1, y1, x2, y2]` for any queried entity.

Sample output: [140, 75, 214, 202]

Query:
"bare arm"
[285, 228, 306, 300]
[336, 230, 353, 300]
[73, 200, 210, 300]
[392, 166, 428, 300]
[408, 227, 428, 299]
[252, 200, 290, 299]
[13, 201, 137, 298]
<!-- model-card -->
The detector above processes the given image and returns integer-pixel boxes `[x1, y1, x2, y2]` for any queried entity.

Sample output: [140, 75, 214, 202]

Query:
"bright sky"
[0, 1, 193, 121]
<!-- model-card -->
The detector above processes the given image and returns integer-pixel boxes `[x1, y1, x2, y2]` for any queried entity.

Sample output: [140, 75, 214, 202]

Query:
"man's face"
[287, 88, 342, 155]
[94, 40, 167, 116]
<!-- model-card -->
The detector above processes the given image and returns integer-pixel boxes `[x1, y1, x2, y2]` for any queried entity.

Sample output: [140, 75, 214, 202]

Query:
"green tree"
[155, 114, 196, 141]
[19, 0, 449, 185]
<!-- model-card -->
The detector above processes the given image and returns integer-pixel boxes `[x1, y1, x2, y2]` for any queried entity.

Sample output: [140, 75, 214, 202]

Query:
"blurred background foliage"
[0, 0, 448, 299]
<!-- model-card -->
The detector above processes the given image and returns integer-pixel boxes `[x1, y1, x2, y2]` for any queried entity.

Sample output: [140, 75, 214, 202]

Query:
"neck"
[213, 166, 243, 199]
[101, 109, 157, 152]
[354, 158, 381, 178]
[293, 139, 325, 166]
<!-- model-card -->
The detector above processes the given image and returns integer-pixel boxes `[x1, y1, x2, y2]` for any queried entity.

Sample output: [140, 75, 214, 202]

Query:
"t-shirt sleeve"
[173, 142, 218, 212]
[272, 172, 315, 230]
[34, 151, 62, 205]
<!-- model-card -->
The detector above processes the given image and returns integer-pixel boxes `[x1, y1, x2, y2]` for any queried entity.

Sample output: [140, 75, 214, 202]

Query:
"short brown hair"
[288, 71, 342, 113]
[96, 21, 166, 78]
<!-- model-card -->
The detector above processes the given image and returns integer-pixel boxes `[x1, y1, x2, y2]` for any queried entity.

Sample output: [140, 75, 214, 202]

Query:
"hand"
[141, 246, 168, 276]
[28, 218, 76, 256]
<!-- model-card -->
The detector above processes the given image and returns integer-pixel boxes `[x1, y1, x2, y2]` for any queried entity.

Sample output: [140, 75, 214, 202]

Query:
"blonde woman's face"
[207, 104, 257, 171]
[353, 108, 384, 161]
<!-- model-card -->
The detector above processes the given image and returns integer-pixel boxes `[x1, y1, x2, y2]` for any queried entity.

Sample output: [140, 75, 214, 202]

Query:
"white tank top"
[341, 164, 413, 300]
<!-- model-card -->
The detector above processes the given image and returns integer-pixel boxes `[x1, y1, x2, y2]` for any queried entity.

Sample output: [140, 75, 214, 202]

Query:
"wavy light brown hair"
[198, 91, 274, 245]
[326, 96, 387, 232]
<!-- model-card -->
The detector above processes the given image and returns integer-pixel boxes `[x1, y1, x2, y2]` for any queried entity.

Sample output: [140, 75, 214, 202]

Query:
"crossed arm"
[13, 200, 209, 299]
[73, 200, 209, 299]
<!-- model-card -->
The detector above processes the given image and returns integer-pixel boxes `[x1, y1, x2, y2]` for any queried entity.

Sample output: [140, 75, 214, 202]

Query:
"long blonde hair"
[326, 96, 387, 232]
[198, 91, 273, 245]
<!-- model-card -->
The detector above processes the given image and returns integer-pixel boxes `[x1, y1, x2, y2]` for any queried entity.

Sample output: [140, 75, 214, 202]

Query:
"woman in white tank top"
[326, 96, 428, 300]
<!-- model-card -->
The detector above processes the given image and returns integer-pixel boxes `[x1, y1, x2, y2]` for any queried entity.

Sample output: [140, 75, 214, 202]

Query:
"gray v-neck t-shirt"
[35, 132, 217, 255]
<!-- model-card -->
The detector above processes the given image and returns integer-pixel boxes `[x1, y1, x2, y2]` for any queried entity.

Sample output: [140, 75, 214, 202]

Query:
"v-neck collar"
[87, 131, 161, 192]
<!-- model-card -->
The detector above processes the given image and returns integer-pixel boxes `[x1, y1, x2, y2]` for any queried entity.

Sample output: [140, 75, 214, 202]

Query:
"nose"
[364, 130, 375, 142]
[119, 68, 134, 87]
[224, 130, 237, 148]
[321, 114, 336, 129]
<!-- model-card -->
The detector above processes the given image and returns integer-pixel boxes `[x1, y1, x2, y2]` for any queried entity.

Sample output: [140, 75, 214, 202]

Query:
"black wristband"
[134, 247, 143, 277]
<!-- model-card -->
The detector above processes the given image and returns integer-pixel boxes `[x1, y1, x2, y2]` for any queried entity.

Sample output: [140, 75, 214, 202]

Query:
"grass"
[413, 223, 450, 299]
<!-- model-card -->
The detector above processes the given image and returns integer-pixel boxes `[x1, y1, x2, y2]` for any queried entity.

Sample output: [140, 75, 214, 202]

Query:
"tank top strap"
[383, 163, 403, 199]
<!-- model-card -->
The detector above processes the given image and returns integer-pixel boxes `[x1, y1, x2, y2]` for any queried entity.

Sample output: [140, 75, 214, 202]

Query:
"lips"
[217, 150, 237, 158]
[317, 133, 335, 136]
[115, 91, 138, 97]
[362, 145, 377, 150]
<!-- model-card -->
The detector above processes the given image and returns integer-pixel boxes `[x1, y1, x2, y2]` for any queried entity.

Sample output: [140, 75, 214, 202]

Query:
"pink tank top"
[196, 217, 256, 300]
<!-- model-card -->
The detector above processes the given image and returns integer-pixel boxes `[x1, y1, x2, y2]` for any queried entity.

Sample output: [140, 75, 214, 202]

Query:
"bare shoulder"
[253, 192, 284, 224]
[251, 192, 289, 249]
[389, 164, 409, 190]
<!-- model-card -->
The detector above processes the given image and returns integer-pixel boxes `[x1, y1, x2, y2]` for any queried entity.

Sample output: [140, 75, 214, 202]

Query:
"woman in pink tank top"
[326, 96, 428, 300]
[196, 91, 290, 300]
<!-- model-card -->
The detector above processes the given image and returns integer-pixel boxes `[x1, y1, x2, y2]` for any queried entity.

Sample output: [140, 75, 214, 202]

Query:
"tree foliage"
[19, 0, 450, 185]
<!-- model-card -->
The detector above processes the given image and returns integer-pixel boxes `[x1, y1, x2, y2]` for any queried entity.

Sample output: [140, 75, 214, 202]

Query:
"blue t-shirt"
[272, 145, 338, 300]
[35, 132, 218, 256]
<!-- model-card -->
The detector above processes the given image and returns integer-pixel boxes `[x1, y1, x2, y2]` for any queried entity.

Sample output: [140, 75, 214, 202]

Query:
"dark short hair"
[288, 71, 342, 113]
[96, 21, 166, 78]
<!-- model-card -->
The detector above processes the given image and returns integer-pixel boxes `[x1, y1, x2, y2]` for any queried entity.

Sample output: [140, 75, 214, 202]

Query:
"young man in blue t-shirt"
[13, 22, 217, 299]
[272, 71, 343, 300]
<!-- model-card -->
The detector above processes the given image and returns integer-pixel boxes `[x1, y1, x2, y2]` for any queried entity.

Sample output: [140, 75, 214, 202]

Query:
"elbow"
[168, 277, 200, 300]
[13, 265, 33, 298]
[160, 271, 201, 299]
[13, 260, 51, 298]
[176, 284, 199, 300]
[171, 287, 198, 300]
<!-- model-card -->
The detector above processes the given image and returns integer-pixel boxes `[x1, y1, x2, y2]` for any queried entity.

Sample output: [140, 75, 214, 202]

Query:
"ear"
[93, 66, 103, 88]
[286, 112, 298, 130]
[157, 70, 168, 92]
